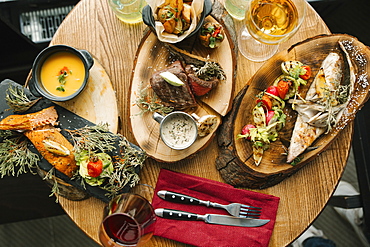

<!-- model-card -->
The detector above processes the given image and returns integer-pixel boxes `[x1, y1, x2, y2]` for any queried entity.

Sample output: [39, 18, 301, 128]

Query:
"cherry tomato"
[266, 110, 275, 125]
[257, 95, 273, 111]
[87, 156, 103, 178]
[241, 124, 256, 140]
[277, 80, 291, 99]
[299, 65, 311, 80]
[266, 86, 279, 97]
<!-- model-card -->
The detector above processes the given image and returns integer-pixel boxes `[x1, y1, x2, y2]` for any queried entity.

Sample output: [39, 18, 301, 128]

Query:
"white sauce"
[161, 113, 197, 149]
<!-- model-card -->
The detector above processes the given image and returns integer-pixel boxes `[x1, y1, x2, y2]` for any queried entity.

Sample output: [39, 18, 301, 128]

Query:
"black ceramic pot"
[29, 45, 94, 101]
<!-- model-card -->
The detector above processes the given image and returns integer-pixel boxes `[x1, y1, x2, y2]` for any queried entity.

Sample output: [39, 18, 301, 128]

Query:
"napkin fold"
[152, 169, 280, 247]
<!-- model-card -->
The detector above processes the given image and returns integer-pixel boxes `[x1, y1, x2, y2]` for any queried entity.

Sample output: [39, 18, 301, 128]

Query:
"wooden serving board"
[129, 12, 237, 162]
[216, 34, 370, 189]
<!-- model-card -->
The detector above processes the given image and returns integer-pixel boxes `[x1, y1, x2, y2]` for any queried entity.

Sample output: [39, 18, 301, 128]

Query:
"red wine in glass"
[101, 213, 140, 245]
[99, 193, 156, 247]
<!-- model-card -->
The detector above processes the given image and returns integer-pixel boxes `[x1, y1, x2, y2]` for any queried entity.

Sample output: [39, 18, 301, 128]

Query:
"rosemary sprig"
[135, 82, 174, 115]
[66, 124, 146, 198]
[194, 60, 226, 81]
[65, 123, 116, 154]
[101, 136, 146, 198]
[0, 130, 39, 178]
[5, 84, 40, 113]
[42, 167, 60, 203]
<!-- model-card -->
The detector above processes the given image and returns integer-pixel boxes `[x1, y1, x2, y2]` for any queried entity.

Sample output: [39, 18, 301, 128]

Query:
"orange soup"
[40, 51, 86, 97]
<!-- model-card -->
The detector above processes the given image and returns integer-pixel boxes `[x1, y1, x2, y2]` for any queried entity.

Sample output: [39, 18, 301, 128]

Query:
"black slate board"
[0, 79, 142, 203]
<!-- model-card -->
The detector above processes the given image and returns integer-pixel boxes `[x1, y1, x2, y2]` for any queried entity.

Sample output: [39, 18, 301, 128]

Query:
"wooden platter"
[129, 12, 236, 162]
[216, 34, 370, 189]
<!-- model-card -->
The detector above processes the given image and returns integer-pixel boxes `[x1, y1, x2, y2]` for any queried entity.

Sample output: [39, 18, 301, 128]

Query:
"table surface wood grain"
[50, 0, 353, 246]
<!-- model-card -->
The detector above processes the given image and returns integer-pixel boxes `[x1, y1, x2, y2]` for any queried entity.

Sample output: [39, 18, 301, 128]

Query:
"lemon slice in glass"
[160, 71, 184, 86]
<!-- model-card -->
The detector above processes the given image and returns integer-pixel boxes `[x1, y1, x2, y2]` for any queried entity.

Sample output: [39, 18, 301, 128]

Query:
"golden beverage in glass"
[238, 0, 306, 61]
[108, 0, 146, 24]
[246, 0, 298, 44]
[224, 0, 249, 20]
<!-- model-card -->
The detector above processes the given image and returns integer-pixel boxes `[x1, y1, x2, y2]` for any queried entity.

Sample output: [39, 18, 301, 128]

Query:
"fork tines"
[239, 205, 262, 218]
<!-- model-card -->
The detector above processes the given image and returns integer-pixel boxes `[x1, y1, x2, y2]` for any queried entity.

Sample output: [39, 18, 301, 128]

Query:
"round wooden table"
[51, 0, 353, 246]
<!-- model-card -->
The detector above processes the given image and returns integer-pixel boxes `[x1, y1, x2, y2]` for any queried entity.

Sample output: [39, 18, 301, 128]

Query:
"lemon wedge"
[43, 140, 70, 156]
[160, 71, 184, 86]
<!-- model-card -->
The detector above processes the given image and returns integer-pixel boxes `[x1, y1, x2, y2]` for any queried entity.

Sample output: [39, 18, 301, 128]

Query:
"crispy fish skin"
[24, 125, 77, 177]
[0, 106, 58, 131]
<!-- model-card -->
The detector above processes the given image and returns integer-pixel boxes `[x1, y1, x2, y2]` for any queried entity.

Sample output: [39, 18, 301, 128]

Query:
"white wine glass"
[238, 0, 307, 62]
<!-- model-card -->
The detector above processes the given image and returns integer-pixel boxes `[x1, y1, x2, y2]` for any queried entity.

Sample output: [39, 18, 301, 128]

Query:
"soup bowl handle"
[79, 50, 94, 70]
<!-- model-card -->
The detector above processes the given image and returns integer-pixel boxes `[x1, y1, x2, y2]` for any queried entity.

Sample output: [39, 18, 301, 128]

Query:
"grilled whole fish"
[287, 42, 355, 163]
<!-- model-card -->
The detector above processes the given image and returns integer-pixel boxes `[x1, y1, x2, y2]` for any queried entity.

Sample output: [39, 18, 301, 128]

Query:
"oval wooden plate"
[129, 15, 236, 162]
[216, 34, 370, 189]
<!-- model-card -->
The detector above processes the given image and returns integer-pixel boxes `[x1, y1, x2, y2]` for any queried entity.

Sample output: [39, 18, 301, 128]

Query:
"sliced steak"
[150, 61, 197, 110]
[185, 65, 219, 96]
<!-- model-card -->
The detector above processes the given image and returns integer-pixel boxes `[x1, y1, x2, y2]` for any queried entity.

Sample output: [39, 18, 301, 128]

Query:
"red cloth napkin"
[152, 169, 280, 247]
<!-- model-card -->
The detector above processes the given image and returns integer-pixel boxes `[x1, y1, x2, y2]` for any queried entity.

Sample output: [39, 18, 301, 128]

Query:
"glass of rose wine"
[238, 0, 306, 62]
[99, 193, 156, 247]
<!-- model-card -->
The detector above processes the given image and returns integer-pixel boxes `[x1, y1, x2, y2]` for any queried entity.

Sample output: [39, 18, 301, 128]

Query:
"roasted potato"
[157, 0, 192, 35]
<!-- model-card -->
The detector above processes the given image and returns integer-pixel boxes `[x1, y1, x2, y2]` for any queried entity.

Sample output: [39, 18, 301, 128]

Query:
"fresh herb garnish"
[134, 82, 174, 115]
[5, 84, 40, 113]
[194, 59, 226, 81]
[66, 124, 146, 198]
[0, 130, 39, 178]
[56, 66, 72, 92]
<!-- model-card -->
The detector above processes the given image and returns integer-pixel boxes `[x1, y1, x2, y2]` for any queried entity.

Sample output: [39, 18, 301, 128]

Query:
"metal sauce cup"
[29, 45, 94, 101]
[153, 111, 198, 150]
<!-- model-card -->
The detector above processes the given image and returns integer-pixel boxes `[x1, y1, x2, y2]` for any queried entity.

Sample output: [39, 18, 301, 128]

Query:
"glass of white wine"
[238, 0, 306, 62]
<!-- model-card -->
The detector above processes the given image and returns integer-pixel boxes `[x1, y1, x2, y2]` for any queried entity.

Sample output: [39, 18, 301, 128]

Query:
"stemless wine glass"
[99, 190, 156, 247]
[238, 0, 306, 62]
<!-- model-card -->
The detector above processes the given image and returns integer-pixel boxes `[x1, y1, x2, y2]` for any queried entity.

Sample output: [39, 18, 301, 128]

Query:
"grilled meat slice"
[150, 60, 197, 109]
[185, 65, 219, 96]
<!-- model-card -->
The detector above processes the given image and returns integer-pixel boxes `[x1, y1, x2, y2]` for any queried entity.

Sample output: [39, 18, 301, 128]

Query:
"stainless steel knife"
[155, 208, 270, 227]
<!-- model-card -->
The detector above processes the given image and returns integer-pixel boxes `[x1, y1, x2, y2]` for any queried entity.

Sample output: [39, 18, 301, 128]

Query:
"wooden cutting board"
[216, 34, 370, 189]
[129, 7, 237, 162]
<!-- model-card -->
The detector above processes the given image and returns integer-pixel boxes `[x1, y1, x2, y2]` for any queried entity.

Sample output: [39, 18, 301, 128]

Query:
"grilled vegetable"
[199, 22, 225, 48]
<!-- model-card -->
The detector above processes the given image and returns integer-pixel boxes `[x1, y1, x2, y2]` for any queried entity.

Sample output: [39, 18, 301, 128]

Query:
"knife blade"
[155, 208, 269, 227]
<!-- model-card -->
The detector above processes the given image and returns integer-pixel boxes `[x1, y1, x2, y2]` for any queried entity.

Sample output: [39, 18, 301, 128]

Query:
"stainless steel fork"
[157, 190, 261, 218]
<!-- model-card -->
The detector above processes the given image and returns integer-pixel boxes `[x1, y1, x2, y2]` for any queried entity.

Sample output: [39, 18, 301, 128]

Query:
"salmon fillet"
[0, 106, 58, 131]
[24, 125, 77, 177]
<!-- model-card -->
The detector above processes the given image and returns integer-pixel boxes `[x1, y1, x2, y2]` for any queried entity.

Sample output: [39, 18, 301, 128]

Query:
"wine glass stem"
[238, 27, 279, 62]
